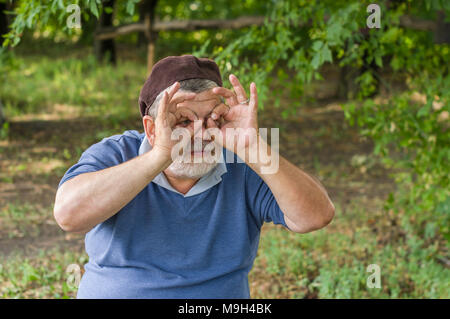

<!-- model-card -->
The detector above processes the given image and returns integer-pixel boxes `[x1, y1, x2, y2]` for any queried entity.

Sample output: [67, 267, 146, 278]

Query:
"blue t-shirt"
[58, 130, 288, 299]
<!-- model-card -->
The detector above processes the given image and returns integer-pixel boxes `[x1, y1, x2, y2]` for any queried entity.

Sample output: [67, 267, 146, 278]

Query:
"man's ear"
[142, 115, 156, 146]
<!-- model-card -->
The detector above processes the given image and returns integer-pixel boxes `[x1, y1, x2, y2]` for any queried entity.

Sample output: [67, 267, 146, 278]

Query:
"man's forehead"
[176, 88, 219, 102]
[175, 90, 221, 109]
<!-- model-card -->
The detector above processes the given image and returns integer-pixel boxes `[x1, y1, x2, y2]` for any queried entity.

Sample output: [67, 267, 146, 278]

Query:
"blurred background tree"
[0, 0, 448, 298]
[3, 0, 447, 240]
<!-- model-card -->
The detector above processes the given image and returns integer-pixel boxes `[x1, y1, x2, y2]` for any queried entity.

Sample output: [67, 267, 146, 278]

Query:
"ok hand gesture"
[207, 74, 259, 152]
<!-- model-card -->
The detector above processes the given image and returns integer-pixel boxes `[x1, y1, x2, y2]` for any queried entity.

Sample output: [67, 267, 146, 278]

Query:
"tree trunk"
[337, 65, 360, 100]
[434, 11, 450, 44]
[94, 0, 116, 64]
[95, 16, 265, 40]
[142, 0, 158, 74]
[0, 2, 8, 44]
[0, 99, 4, 127]
[80, 11, 97, 45]
[137, 1, 147, 48]
[1, 2, 9, 125]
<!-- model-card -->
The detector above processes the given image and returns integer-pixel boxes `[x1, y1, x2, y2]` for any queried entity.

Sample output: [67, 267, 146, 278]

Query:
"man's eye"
[179, 119, 191, 126]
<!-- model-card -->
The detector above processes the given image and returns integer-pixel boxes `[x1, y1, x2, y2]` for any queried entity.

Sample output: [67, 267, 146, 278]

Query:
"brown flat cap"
[138, 55, 223, 117]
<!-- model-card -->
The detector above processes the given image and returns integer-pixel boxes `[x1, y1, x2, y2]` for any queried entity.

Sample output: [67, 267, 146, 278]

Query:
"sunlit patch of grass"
[1, 54, 145, 120]
[27, 158, 66, 175]
[0, 203, 54, 239]
[29, 146, 58, 155]
[0, 248, 87, 298]
[9, 103, 92, 122]
[2, 157, 66, 180]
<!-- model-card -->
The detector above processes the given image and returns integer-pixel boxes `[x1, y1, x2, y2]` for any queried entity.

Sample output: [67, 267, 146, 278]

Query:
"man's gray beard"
[167, 140, 221, 179]
[167, 160, 218, 179]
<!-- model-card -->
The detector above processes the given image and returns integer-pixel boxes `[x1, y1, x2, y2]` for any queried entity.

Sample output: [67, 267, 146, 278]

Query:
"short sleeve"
[244, 165, 288, 229]
[58, 137, 126, 189]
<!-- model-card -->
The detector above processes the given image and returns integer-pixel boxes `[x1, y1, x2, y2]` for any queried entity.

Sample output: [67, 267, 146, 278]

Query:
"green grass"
[0, 203, 51, 239]
[1, 53, 145, 119]
[250, 199, 450, 298]
[1, 200, 447, 299]
[0, 248, 87, 298]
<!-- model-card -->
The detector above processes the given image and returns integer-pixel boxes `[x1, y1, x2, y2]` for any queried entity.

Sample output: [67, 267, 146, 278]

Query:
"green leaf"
[311, 52, 321, 69]
[417, 105, 430, 117]
[322, 45, 332, 63]
[104, 6, 113, 14]
[375, 54, 383, 68]
[90, 1, 99, 19]
[312, 40, 324, 51]
[126, 0, 138, 16]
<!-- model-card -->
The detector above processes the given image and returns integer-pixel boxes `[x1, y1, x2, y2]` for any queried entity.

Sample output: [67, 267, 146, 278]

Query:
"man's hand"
[152, 82, 197, 162]
[206, 75, 335, 234]
[207, 74, 259, 154]
[54, 82, 200, 233]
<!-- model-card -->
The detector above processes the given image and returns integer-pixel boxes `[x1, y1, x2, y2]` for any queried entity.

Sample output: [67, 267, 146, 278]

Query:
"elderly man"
[54, 55, 335, 299]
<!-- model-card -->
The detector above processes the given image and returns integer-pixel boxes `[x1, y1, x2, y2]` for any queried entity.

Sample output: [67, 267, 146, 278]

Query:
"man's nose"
[193, 119, 212, 140]
[193, 118, 209, 130]
[199, 118, 209, 128]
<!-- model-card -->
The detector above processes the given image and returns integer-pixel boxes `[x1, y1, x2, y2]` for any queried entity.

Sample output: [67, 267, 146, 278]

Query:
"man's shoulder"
[105, 130, 144, 143]
[85, 130, 144, 157]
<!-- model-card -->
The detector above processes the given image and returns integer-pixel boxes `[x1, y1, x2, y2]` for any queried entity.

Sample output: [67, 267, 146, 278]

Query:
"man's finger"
[249, 82, 258, 112]
[169, 93, 196, 110]
[167, 112, 177, 128]
[210, 103, 229, 121]
[167, 82, 180, 101]
[212, 87, 238, 106]
[157, 91, 169, 123]
[229, 74, 247, 103]
[206, 117, 218, 129]
[175, 107, 198, 122]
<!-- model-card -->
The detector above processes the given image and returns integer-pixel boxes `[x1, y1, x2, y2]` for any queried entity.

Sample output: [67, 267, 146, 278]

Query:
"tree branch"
[95, 14, 444, 41]
[399, 15, 438, 31]
[95, 16, 265, 40]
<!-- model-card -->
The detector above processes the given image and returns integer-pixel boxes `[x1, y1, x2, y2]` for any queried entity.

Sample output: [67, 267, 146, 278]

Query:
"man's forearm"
[246, 138, 335, 233]
[54, 148, 171, 233]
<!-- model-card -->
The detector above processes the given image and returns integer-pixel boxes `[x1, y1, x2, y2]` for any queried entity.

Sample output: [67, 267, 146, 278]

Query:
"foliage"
[251, 200, 450, 299]
[0, 248, 87, 298]
[344, 78, 450, 241]
[2, 0, 267, 46]
[3, 0, 89, 47]
[195, 0, 450, 240]
[341, 6, 450, 240]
